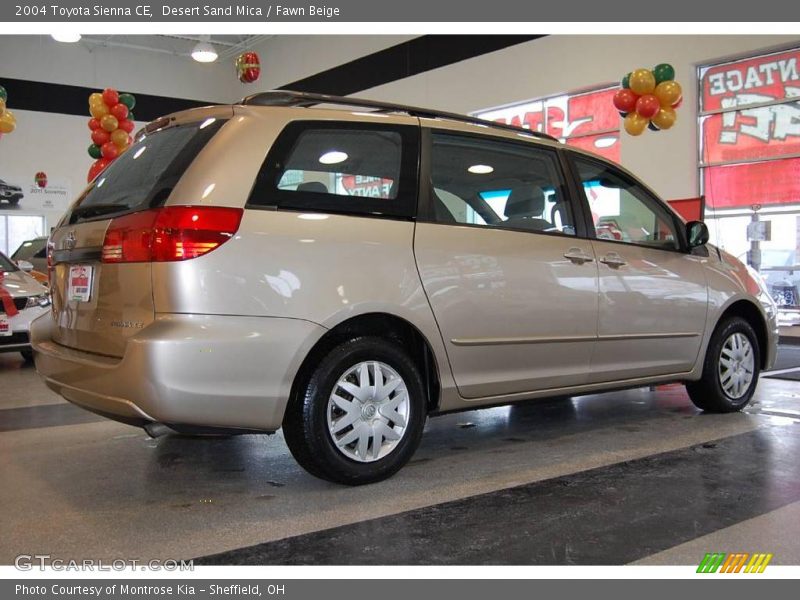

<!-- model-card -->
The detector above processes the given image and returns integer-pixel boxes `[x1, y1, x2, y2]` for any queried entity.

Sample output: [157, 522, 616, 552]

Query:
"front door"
[414, 129, 599, 399]
[570, 154, 708, 382]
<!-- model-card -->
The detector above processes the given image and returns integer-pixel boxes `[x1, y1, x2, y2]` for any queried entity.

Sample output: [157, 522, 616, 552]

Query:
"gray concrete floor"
[1, 350, 799, 565]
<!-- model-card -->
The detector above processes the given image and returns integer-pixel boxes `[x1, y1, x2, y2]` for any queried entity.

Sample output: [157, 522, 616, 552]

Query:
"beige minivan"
[32, 91, 778, 484]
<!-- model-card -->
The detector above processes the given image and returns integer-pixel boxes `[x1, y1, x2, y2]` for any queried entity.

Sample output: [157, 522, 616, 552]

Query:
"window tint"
[278, 129, 401, 199]
[429, 133, 576, 236]
[69, 119, 226, 223]
[572, 156, 679, 250]
[253, 122, 418, 218]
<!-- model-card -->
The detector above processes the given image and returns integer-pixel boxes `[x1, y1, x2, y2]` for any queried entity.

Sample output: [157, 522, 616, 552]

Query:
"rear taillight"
[102, 206, 243, 263]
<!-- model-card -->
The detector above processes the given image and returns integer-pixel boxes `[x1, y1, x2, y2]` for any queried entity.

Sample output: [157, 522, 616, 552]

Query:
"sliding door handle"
[563, 248, 594, 264]
[600, 252, 627, 268]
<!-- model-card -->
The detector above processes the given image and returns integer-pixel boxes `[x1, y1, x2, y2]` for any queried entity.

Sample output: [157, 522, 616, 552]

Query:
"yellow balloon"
[88, 92, 104, 106]
[100, 114, 119, 132]
[624, 112, 648, 136]
[90, 102, 109, 119]
[652, 106, 677, 130]
[0, 110, 16, 134]
[654, 80, 682, 107]
[629, 68, 656, 96]
[0, 98, 5, 118]
[110, 128, 129, 149]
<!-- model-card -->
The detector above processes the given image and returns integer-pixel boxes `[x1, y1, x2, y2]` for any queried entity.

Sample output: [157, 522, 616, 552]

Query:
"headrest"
[505, 186, 545, 219]
[297, 181, 328, 194]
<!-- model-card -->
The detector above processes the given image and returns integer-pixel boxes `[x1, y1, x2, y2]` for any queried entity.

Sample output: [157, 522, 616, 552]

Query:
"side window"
[429, 132, 576, 236]
[250, 122, 418, 218]
[572, 156, 679, 251]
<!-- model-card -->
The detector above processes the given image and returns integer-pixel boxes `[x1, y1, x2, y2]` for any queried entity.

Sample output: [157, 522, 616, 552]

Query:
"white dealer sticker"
[68, 265, 93, 302]
[0, 314, 10, 337]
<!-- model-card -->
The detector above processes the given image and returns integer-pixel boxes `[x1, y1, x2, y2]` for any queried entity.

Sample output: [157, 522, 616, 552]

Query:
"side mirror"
[686, 220, 709, 249]
[16, 260, 34, 272]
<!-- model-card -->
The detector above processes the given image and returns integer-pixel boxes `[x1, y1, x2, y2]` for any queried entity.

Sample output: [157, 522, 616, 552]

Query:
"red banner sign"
[701, 48, 800, 208]
[475, 88, 620, 163]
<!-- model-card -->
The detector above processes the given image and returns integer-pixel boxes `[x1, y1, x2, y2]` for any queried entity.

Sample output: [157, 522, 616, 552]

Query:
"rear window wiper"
[70, 203, 131, 223]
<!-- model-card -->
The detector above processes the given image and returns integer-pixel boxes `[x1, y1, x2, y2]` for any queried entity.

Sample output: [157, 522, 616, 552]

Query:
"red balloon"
[613, 88, 638, 114]
[118, 119, 135, 133]
[101, 141, 119, 160]
[88, 118, 101, 131]
[635, 94, 661, 119]
[102, 88, 119, 108]
[110, 103, 128, 121]
[87, 158, 110, 182]
[91, 129, 111, 146]
[672, 97, 683, 109]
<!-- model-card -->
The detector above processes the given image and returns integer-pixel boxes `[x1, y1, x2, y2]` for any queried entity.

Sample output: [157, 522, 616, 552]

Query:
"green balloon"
[0, 85, 7, 102]
[127, 111, 135, 122]
[653, 63, 675, 84]
[119, 93, 136, 110]
[621, 72, 631, 89]
[88, 144, 102, 159]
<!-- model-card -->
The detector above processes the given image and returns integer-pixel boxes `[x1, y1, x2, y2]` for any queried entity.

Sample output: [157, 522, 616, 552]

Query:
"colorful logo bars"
[697, 552, 774, 573]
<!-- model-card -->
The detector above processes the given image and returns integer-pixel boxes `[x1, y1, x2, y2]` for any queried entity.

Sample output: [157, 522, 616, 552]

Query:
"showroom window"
[428, 132, 576, 236]
[0, 214, 45, 257]
[473, 86, 621, 163]
[699, 47, 800, 322]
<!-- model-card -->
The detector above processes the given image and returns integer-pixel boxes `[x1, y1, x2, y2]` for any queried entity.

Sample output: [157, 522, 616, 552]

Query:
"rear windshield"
[12, 238, 47, 261]
[68, 118, 226, 223]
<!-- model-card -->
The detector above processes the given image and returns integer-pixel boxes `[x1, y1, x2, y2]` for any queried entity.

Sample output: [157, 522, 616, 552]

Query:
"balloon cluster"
[87, 89, 137, 182]
[613, 64, 683, 136]
[35, 172, 47, 189]
[235, 52, 261, 83]
[0, 85, 18, 139]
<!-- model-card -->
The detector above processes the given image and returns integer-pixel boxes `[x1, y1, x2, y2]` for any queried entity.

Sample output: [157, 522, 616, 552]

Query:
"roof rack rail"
[240, 90, 560, 143]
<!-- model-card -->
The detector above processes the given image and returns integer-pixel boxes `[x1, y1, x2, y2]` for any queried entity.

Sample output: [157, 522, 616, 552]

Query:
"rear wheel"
[283, 336, 426, 485]
[20, 349, 34, 362]
[686, 317, 760, 413]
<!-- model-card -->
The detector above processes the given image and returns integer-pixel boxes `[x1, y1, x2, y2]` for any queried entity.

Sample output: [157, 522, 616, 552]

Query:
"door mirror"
[16, 260, 34, 272]
[686, 220, 709, 248]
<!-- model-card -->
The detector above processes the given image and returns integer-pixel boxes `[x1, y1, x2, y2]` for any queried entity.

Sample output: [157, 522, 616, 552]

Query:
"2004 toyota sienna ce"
[31, 91, 779, 485]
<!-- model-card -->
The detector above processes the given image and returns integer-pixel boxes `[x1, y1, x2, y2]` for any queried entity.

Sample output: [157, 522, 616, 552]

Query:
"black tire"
[283, 336, 427, 485]
[20, 349, 34, 362]
[686, 316, 760, 413]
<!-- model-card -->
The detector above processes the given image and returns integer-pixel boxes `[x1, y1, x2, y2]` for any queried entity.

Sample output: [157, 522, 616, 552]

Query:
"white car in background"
[0, 251, 51, 361]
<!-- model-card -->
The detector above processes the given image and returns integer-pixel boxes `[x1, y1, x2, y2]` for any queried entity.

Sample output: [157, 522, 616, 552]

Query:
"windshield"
[0, 252, 19, 273]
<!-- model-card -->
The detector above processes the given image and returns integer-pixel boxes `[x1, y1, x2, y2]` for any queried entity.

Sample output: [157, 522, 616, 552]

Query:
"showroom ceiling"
[77, 35, 271, 61]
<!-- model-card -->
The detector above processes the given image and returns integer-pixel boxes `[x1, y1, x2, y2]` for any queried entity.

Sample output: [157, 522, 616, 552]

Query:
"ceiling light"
[468, 164, 494, 174]
[51, 33, 81, 43]
[191, 41, 218, 63]
[319, 151, 348, 165]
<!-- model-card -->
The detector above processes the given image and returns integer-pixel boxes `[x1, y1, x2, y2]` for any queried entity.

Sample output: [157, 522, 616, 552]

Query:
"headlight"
[25, 293, 51, 309]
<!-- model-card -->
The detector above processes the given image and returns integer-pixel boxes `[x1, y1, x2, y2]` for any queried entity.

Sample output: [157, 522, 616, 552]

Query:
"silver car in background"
[32, 92, 778, 484]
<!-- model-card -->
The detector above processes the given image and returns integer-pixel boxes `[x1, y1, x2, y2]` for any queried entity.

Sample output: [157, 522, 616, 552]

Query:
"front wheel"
[283, 336, 427, 485]
[686, 316, 760, 413]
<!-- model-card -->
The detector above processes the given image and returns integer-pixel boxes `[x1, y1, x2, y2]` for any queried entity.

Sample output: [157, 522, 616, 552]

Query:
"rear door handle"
[600, 252, 627, 268]
[563, 247, 594, 264]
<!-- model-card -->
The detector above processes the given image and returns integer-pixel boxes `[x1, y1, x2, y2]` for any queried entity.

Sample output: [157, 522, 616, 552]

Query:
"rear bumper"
[31, 312, 325, 431]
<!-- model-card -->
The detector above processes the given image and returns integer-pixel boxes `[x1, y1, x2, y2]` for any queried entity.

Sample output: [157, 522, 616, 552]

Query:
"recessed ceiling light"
[191, 41, 218, 63]
[468, 164, 494, 174]
[51, 33, 81, 43]
[319, 151, 348, 165]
